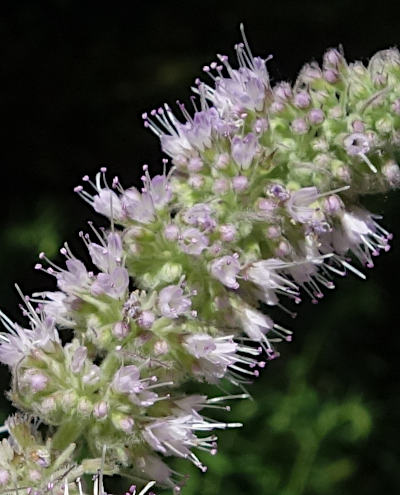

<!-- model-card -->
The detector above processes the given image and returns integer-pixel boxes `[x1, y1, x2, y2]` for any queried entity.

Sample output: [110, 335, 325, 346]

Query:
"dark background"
[1, 1, 400, 494]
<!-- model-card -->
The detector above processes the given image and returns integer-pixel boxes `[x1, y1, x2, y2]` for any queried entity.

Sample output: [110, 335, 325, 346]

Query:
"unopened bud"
[308, 108, 324, 125]
[188, 156, 203, 172]
[212, 178, 229, 194]
[113, 321, 130, 339]
[324, 195, 343, 214]
[293, 91, 311, 108]
[232, 175, 249, 192]
[0, 470, 10, 486]
[137, 311, 155, 330]
[219, 224, 237, 242]
[93, 401, 108, 419]
[164, 224, 180, 241]
[382, 160, 400, 187]
[291, 118, 308, 135]
[77, 397, 93, 416]
[214, 153, 230, 169]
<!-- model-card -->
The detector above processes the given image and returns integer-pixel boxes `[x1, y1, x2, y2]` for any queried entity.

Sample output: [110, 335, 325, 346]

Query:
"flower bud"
[137, 311, 155, 330]
[308, 108, 324, 125]
[214, 153, 230, 169]
[219, 224, 237, 242]
[24, 370, 48, 393]
[232, 175, 249, 192]
[163, 224, 180, 241]
[324, 195, 343, 214]
[323, 69, 338, 83]
[323, 48, 342, 68]
[77, 397, 93, 416]
[93, 401, 108, 419]
[41, 397, 57, 415]
[188, 174, 204, 189]
[291, 118, 309, 135]
[29, 470, 42, 482]
[113, 321, 130, 339]
[270, 100, 285, 114]
[274, 82, 292, 100]
[392, 98, 400, 115]
[253, 118, 269, 134]
[266, 225, 281, 239]
[118, 416, 134, 433]
[352, 119, 365, 133]
[153, 340, 169, 356]
[293, 91, 311, 108]
[382, 160, 400, 187]
[0, 470, 10, 486]
[213, 178, 229, 194]
[275, 240, 291, 257]
[188, 156, 203, 172]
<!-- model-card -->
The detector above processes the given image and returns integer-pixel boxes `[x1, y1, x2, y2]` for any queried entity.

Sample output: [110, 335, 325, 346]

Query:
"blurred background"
[1, 1, 400, 493]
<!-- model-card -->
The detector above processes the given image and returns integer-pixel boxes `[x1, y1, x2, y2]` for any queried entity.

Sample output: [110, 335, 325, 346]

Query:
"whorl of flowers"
[1, 28, 400, 493]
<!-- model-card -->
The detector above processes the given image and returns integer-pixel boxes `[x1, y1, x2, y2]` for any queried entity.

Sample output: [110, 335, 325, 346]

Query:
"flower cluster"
[1, 29, 400, 493]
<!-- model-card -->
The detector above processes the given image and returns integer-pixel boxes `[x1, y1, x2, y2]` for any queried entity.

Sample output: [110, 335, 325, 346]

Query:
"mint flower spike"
[1, 29, 400, 493]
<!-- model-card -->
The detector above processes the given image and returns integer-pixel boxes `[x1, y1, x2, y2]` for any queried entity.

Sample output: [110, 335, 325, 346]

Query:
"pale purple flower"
[112, 321, 130, 339]
[247, 259, 299, 305]
[212, 178, 229, 194]
[293, 91, 311, 108]
[382, 161, 400, 187]
[286, 187, 319, 223]
[324, 195, 343, 214]
[210, 255, 241, 289]
[219, 224, 237, 242]
[112, 365, 146, 394]
[253, 117, 269, 134]
[0, 313, 60, 368]
[143, 413, 223, 471]
[291, 117, 309, 135]
[148, 174, 173, 208]
[179, 228, 209, 255]
[163, 224, 180, 241]
[24, 370, 48, 392]
[93, 401, 108, 419]
[121, 187, 156, 224]
[56, 258, 90, 293]
[0, 470, 9, 486]
[187, 156, 203, 172]
[274, 82, 292, 101]
[232, 175, 249, 192]
[231, 133, 258, 169]
[344, 133, 370, 156]
[184, 334, 239, 383]
[91, 267, 129, 299]
[183, 203, 215, 230]
[308, 108, 324, 125]
[145, 106, 221, 158]
[158, 285, 191, 318]
[332, 209, 391, 267]
[208, 55, 268, 115]
[239, 307, 275, 351]
[137, 310, 156, 329]
[88, 232, 123, 273]
[136, 455, 173, 487]
[93, 189, 125, 221]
